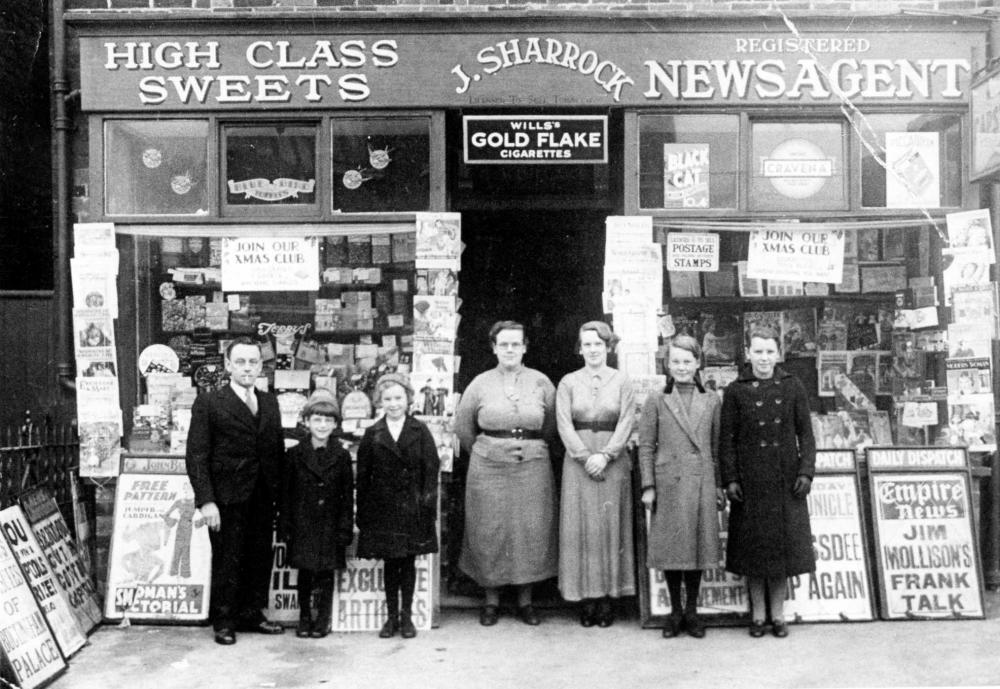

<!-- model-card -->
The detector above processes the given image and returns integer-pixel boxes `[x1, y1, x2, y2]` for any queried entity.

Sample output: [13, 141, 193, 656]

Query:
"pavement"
[45, 592, 1000, 689]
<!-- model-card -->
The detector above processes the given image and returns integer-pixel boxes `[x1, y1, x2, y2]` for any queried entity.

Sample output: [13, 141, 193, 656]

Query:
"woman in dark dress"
[721, 325, 816, 638]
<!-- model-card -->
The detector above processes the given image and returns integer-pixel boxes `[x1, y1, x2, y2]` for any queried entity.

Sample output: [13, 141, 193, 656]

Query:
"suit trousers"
[209, 478, 275, 630]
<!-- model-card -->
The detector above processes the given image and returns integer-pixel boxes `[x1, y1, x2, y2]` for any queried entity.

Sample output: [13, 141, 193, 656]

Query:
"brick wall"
[62, 0, 1000, 14]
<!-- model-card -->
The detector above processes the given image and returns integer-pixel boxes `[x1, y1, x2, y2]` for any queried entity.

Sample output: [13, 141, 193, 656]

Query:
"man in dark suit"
[186, 337, 285, 645]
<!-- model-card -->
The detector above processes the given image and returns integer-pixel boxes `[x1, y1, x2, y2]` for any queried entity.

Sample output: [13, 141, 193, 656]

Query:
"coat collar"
[299, 440, 345, 479]
[371, 415, 422, 459]
[218, 385, 259, 430]
[661, 387, 711, 452]
[737, 364, 792, 383]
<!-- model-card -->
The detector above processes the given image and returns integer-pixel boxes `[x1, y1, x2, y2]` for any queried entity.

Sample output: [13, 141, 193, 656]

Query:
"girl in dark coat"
[721, 326, 816, 639]
[279, 398, 354, 639]
[356, 373, 440, 639]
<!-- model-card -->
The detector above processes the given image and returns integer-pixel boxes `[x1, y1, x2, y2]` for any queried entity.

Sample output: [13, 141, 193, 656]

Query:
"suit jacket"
[355, 415, 439, 559]
[185, 385, 284, 507]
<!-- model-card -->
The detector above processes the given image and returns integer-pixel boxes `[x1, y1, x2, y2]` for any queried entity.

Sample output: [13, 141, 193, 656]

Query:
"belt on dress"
[480, 428, 542, 440]
[573, 420, 618, 433]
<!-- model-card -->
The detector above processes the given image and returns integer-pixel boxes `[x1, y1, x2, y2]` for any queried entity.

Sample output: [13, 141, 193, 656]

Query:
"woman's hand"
[584, 452, 608, 480]
[641, 487, 656, 510]
[725, 481, 743, 502]
[792, 475, 812, 498]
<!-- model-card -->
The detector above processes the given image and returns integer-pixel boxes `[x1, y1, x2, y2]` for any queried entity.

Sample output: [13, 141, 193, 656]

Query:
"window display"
[224, 123, 318, 210]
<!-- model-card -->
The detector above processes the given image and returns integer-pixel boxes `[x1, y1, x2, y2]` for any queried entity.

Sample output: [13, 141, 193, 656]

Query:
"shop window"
[638, 114, 738, 211]
[859, 114, 962, 209]
[331, 118, 430, 213]
[750, 120, 847, 212]
[223, 123, 318, 211]
[105, 120, 209, 216]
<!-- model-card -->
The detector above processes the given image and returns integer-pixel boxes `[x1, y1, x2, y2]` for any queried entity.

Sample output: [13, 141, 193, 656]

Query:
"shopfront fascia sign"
[970, 68, 1000, 181]
[79, 31, 978, 111]
[463, 115, 607, 164]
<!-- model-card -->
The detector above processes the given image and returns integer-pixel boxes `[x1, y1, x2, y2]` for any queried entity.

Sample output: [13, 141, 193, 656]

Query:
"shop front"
[65, 13, 995, 629]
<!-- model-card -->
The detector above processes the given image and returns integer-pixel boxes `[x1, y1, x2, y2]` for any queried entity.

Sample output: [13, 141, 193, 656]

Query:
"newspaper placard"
[663, 144, 709, 209]
[71, 255, 119, 318]
[869, 468, 984, 619]
[0, 507, 86, 657]
[105, 462, 211, 622]
[605, 215, 653, 248]
[886, 131, 940, 209]
[664, 232, 718, 272]
[785, 451, 874, 622]
[221, 236, 320, 292]
[0, 530, 66, 689]
[72, 307, 115, 362]
[19, 489, 101, 633]
[331, 553, 437, 632]
[746, 227, 845, 283]
[266, 534, 300, 625]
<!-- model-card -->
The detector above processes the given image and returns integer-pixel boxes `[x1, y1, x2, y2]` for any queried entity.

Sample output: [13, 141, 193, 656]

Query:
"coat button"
[772, 441, 780, 447]
[774, 417, 781, 424]
[759, 420, 766, 426]
[318, 498, 325, 505]
[752, 382, 759, 388]
[759, 440, 768, 447]
[776, 399, 783, 405]
[755, 401, 763, 407]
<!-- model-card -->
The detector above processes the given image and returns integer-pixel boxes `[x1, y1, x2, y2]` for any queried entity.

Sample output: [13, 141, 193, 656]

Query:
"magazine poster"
[914, 329, 948, 353]
[785, 471, 874, 622]
[71, 255, 119, 318]
[605, 215, 653, 248]
[701, 366, 738, 400]
[416, 268, 460, 297]
[736, 261, 764, 297]
[0, 507, 86, 658]
[0, 531, 66, 689]
[746, 226, 844, 284]
[860, 264, 908, 293]
[19, 489, 101, 633]
[882, 227, 907, 261]
[901, 401, 939, 430]
[834, 261, 861, 294]
[613, 302, 659, 349]
[817, 351, 850, 398]
[700, 311, 739, 364]
[951, 284, 999, 338]
[942, 254, 990, 305]
[848, 353, 878, 403]
[221, 236, 320, 292]
[869, 410, 893, 445]
[416, 415, 458, 473]
[812, 411, 873, 451]
[875, 352, 894, 396]
[616, 345, 657, 378]
[781, 308, 818, 357]
[834, 372, 876, 412]
[413, 296, 458, 341]
[105, 463, 211, 622]
[885, 131, 940, 209]
[663, 143, 709, 209]
[947, 323, 991, 360]
[946, 394, 997, 452]
[72, 307, 115, 362]
[414, 376, 454, 417]
[78, 420, 123, 479]
[946, 358, 993, 397]
[75, 377, 121, 422]
[664, 232, 716, 272]
[817, 307, 848, 351]
[412, 339, 456, 379]
[857, 228, 881, 262]
[665, 270, 700, 299]
[414, 213, 462, 270]
[73, 221, 116, 256]
[944, 209, 994, 261]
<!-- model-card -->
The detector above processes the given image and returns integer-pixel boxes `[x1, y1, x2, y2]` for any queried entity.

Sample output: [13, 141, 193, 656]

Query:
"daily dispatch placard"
[463, 115, 607, 164]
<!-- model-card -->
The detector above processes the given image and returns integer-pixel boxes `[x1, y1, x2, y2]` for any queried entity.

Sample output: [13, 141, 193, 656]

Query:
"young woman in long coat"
[356, 373, 440, 639]
[638, 335, 722, 638]
[721, 326, 816, 638]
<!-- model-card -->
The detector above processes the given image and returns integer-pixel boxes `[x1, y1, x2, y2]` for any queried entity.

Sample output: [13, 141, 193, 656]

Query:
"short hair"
[303, 398, 340, 422]
[375, 372, 414, 406]
[747, 325, 781, 349]
[226, 336, 261, 360]
[577, 320, 619, 353]
[669, 334, 702, 361]
[489, 320, 527, 346]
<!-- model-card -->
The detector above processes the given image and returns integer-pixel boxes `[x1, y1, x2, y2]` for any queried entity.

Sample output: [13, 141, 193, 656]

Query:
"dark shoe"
[378, 615, 398, 639]
[662, 613, 682, 638]
[772, 621, 789, 638]
[748, 620, 767, 638]
[400, 613, 417, 639]
[214, 628, 236, 645]
[479, 605, 499, 627]
[684, 611, 705, 638]
[518, 605, 541, 626]
[238, 616, 284, 635]
[580, 601, 597, 628]
[295, 620, 312, 638]
[596, 599, 614, 628]
[309, 624, 329, 639]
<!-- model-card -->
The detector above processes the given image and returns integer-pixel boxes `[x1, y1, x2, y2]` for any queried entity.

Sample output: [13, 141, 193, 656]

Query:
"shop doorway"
[456, 210, 608, 389]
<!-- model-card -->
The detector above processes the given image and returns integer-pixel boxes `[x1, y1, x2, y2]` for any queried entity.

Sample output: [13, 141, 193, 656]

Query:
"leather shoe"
[379, 617, 399, 638]
[748, 620, 767, 638]
[662, 613, 682, 638]
[684, 611, 705, 638]
[596, 600, 614, 628]
[238, 618, 284, 635]
[772, 621, 789, 638]
[518, 605, 541, 626]
[400, 614, 417, 639]
[580, 602, 596, 628]
[295, 622, 311, 639]
[214, 628, 236, 645]
[479, 605, 499, 627]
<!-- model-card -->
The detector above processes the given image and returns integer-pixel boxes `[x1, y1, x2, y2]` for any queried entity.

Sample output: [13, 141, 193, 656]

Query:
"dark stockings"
[665, 569, 704, 614]
[384, 555, 417, 619]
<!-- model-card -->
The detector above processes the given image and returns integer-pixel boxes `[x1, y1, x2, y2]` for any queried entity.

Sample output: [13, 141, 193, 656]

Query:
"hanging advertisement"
[0, 529, 66, 689]
[463, 115, 607, 164]
[663, 144, 709, 209]
[664, 232, 718, 272]
[105, 457, 211, 622]
[885, 132, 940, 209]
[0, 507, 86, 658]
[19, 489, 102, 634]
[784, 451, 875, 622]
[221, 236, 320, 292]
[746, 226, 845, 283]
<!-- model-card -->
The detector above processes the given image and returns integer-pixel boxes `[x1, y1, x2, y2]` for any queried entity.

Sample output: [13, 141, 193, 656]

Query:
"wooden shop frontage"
[51, 10, 1000, 641]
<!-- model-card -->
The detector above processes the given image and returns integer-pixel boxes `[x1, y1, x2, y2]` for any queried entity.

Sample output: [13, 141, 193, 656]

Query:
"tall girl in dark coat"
[356, 373, 440, 639]
[279, 398, 354, 639]
[721, 325, 816, 638]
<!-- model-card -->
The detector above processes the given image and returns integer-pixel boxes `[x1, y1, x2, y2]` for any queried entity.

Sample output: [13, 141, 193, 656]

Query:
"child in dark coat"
[356, 373, 439, 639]
[280, 398, 354, 639]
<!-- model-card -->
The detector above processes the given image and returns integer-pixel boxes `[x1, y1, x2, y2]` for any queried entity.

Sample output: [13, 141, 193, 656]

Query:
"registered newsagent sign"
[665, 232, 719, 272]
[463, 115, 608, 164]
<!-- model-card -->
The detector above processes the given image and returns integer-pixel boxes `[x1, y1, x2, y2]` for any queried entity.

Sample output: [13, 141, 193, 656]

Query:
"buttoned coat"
[355, 416, 440, 559]
[279, 439, 354, 571]
[720, 366, 816, 578]
[637, 381, 721, 570]
[185, 385, 284, 507]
